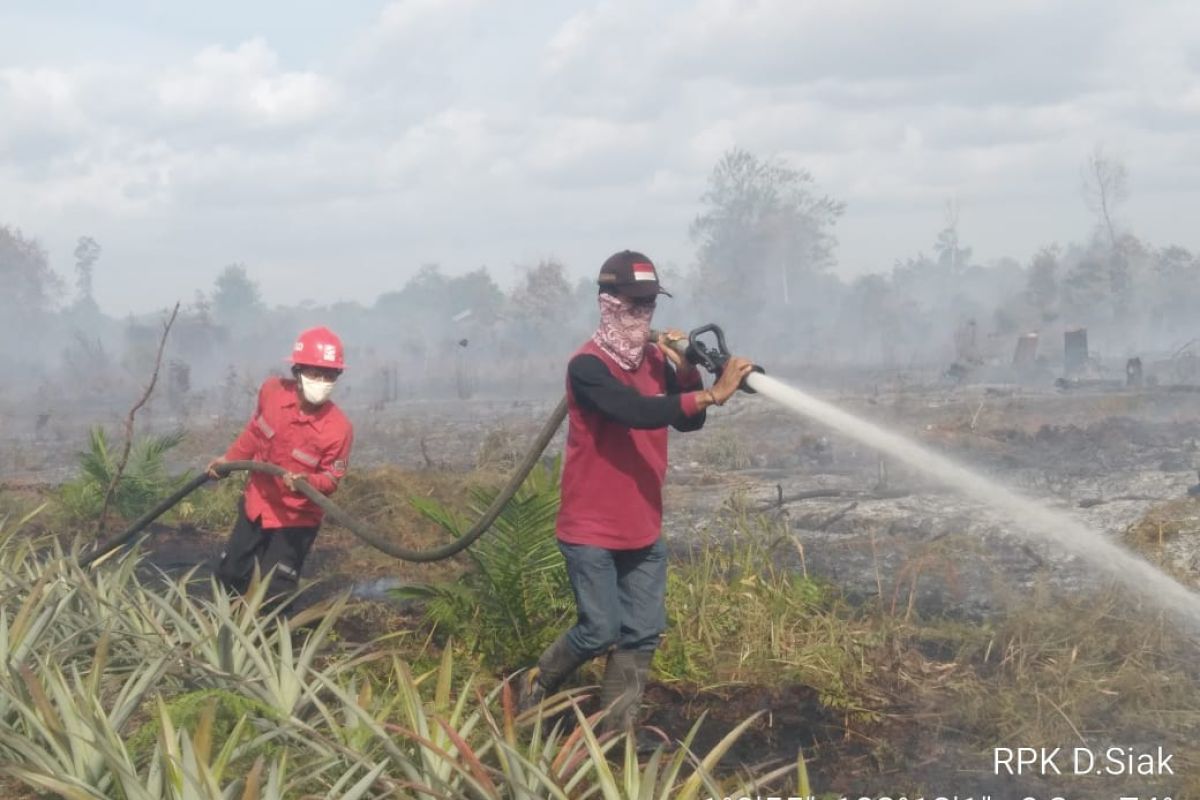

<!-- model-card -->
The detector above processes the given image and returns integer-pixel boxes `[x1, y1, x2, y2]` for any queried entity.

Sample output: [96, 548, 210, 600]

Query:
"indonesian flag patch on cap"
[597, 249, 672, 297]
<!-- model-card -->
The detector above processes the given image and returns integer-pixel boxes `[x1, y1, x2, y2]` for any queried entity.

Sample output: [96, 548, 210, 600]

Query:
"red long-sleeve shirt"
[224, 377, 353, 529]
[556, 341, 705, 550]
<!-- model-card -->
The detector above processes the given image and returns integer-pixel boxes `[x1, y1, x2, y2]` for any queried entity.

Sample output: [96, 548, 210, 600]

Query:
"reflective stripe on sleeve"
[291, 449, 320, 467]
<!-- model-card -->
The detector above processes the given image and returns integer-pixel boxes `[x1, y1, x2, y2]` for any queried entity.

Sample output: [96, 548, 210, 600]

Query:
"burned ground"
[4, 378, 1200, 796]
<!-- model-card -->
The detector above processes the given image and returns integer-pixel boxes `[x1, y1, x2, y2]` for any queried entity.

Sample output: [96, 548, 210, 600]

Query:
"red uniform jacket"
[224, 377, 353, 529]
[556, 340, 704, 550]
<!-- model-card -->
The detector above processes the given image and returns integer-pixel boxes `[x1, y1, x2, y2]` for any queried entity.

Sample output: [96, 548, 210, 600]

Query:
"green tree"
[690, 148, 844, 317]
[212, 264, 263, 326]
[1081, 147, 1134, 317]
[396, 459, 572, 670]
[446, 267, 504, 326]
[59, 428, 191, 523]
[73, 236, 101, 309]
[1149, 245, 1200, 335]
[509, 259, 574, 340]
[891, 204, 978, 316]
[933, 203, 971, 276]
[385, 262, 443, 305]
[375, 264, 448, 323]
[1060, 248, 1108, 324]
[1082, 146, 1128, 251]
[843, 274, 918, 365]
[0, 225, 60, 322]
[375, 264, 503, 326]
[1025, 245, 1060, 322]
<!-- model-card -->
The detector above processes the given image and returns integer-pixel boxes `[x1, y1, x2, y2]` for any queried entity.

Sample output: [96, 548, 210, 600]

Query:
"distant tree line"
[4, 145, 1200, 403]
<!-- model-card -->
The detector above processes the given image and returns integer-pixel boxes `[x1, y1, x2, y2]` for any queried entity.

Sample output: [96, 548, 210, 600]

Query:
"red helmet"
[290, 326, 346, 370]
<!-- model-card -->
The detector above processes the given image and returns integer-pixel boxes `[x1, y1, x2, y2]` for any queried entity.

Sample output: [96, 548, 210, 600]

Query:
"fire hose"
[80, 325, 758, 568]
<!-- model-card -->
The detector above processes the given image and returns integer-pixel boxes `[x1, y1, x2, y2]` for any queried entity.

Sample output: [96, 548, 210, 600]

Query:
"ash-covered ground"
[5, 374, 1200, 797]
[5, 376, 1200, 615]
[666, 382, 1200, 617]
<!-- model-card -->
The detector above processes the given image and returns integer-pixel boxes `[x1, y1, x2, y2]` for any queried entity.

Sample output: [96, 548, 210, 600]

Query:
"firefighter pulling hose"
[79, 249, 760, 739]
[81, 325, 568, 571]
[81, 255, 760, 660]
[80, 405, 566, 569]
[80, 322, 755, 572]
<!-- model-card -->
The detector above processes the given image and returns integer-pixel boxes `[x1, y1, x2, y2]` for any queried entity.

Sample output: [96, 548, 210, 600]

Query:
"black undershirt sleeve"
[568, 354, 706, 431]
[665, 364, 707, 432]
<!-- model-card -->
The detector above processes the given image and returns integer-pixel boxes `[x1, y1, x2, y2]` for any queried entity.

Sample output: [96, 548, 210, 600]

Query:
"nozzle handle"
[652, 329, 690, 360]
[648, 326, 724, 370]
[685, 324, 729, 373]
[652, 324, 763, 394]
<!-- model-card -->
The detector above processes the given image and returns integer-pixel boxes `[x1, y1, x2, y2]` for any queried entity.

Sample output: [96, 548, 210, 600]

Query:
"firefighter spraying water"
[514, 250, 755, 739]
[81, 257, 1200, 744]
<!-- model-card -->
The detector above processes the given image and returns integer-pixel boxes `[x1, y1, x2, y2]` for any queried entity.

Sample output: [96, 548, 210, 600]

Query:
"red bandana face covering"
[593, 293, 655, 371]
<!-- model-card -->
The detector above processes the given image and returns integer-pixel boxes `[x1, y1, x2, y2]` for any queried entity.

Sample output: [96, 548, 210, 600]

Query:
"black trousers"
[216, 500, 319, 602]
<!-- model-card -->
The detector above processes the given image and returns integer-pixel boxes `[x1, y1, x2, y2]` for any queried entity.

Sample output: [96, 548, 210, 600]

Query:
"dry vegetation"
[4, 387, 1200, 796]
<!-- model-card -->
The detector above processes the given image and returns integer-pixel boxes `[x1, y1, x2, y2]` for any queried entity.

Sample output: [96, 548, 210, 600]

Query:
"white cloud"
[3, 1, 1200, 313]
[377, 0, 483, 37]
[157, 39, 339, 126]
[0, 66, 82, 122]
[523, 116, 655, 184]
[350, 0, 487, 72]
[543, 5, 605, 75]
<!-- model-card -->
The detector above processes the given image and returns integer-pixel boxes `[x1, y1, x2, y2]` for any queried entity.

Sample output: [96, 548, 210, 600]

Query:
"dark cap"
[597, 250, 672, 299]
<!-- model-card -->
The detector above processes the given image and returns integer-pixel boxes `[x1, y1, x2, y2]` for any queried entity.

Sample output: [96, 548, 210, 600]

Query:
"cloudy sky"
[3, 0, 1199, 314]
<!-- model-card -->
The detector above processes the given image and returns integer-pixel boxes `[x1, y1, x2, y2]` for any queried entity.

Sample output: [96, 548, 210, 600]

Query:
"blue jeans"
[559, 538, 668, 656]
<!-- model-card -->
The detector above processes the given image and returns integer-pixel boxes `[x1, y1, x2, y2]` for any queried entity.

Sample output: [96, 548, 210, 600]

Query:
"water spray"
[664, 322, 1200, 622]
[87, 320, 1200, 624]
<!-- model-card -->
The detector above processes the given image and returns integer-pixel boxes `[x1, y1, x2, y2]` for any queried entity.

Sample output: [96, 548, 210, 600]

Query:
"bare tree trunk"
[95, 302, 180, 537]
[1086, 148, 1126, 252]
[1094, 157, 1118, 250]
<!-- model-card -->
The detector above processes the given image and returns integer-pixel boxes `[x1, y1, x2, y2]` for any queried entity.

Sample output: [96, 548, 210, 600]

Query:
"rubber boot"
[598, 649, 653, 737]
[517, 634, 589, 713]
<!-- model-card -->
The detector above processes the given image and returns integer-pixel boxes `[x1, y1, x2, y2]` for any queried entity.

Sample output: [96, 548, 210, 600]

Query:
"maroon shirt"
[556, 340, 705, 550]
[224, 377, 353, 528]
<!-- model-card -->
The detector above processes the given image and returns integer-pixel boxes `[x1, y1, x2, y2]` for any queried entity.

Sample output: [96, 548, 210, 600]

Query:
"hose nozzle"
[652, 324, 763, 393]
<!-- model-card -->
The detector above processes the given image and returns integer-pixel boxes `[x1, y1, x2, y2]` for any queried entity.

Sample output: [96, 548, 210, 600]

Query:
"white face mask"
[299, 374, 335, 405]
